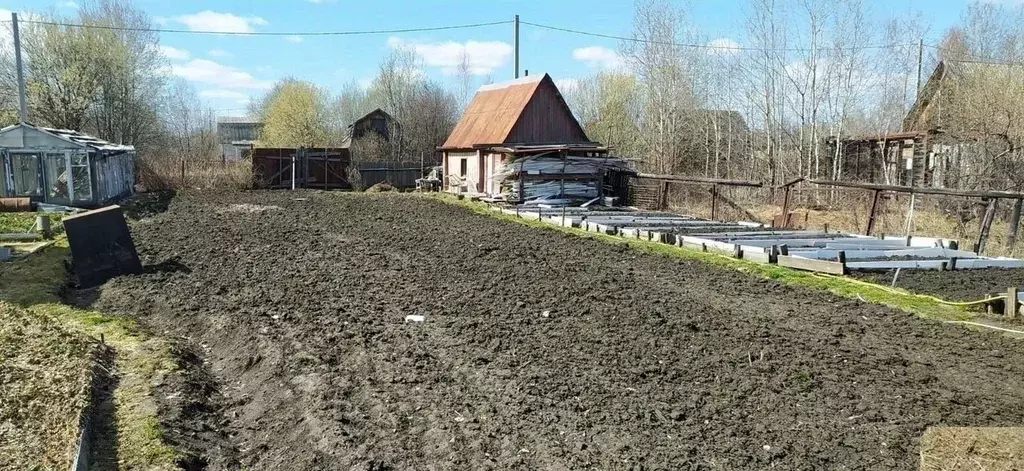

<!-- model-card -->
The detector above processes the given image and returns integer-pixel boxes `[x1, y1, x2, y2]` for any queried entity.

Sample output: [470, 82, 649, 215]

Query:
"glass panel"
[44, 152, 70, 204]
[73, 166, 91, 201]
[0, 153, 8, 196]
[11, 153, 40, 196]
[70, 153, 91, 202]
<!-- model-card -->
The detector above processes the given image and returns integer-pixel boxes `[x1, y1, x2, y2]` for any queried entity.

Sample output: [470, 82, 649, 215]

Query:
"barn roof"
[441, 74, 587, 150]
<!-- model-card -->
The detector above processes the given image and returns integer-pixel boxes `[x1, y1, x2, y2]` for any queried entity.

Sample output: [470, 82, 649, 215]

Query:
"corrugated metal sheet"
[441, 74, 589, 150]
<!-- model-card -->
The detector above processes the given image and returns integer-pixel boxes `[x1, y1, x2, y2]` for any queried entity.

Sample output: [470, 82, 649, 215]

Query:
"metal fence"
[355, 161, 425, 189]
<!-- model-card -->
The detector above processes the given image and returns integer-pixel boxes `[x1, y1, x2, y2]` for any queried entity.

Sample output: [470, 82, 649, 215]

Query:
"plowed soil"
[855, 268, 1024, 302]
[90, 190, 1024, 470]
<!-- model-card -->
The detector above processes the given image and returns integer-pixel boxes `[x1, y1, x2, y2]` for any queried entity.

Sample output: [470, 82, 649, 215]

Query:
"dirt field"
[87, 190, 1024, 470]
[855, 268, 1024, 302]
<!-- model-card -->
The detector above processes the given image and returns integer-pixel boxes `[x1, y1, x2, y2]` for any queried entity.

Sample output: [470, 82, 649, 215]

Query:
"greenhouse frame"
[0, 123, 136, 207]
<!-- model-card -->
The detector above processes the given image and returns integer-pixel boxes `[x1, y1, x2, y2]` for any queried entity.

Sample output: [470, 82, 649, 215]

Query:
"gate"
[250, 147, 352, 190]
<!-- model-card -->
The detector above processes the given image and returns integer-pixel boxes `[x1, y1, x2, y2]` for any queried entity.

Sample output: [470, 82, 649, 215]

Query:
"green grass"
[0, 302, 93, 471]
[434, 194, 972, 322]
[0, 240, 181, 470]
[0, 212, 64, 234]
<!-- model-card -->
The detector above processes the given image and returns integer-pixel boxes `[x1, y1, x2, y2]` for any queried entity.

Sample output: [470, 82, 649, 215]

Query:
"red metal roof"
[441, 74, 588, 150]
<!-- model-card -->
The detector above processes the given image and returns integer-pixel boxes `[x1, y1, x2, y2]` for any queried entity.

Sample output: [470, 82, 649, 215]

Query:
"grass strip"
[0, 302, 93, 470]
[435, 194, 971, 322]
[0, 240, 180, 470]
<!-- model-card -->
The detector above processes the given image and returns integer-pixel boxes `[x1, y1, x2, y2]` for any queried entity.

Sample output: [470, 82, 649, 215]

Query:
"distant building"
[342, 108, 400, 148]
[825, 60, 1024, 187]
[217, 117, 263, 161]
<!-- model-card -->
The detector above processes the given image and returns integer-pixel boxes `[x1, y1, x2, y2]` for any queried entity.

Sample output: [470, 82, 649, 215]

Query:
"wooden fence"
[250, 147, 351, 190]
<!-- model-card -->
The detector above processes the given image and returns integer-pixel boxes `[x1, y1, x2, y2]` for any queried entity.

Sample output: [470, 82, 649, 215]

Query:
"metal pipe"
[13, 13, 28, 123]
[513, 15, 520, 79]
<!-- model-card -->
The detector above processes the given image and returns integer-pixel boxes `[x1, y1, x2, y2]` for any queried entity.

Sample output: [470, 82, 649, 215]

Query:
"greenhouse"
[0, 123, 135, 207]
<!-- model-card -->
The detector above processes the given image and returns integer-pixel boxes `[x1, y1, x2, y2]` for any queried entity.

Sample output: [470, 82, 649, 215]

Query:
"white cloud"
[572, 46, 624, 70]
[284, 35, 303, 44]
[208, 49, 232, 58]
[175, 11, 268, 34]
[153, 16, 169, 26]
[199, 89, 250, 104]
[707, 38, 741, 55]
[58, 1, 79, 8]
[160, 45, 190, 61]
[172, 59, 273, 90]
[387, 36, 512, 76]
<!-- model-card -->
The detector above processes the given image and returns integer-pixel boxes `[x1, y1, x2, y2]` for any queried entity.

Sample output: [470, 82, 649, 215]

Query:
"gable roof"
[903, 61, 948, 132]
[903, 59, 1024, 131]
[441, 74, 589, 150]
[348, 108, 396, 129]
[0, 123, 134, 152]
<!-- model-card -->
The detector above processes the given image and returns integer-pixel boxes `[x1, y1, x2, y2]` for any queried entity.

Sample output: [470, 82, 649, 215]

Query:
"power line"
[1, 18, 512, 36]
[522, 20, 917, 52]
[923, 43, 1024, 66]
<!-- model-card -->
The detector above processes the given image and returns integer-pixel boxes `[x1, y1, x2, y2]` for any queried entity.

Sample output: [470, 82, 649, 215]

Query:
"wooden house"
[826, 59, 1023, 188]
[217, 117, 264, 161]
[440, 74, 599, 195]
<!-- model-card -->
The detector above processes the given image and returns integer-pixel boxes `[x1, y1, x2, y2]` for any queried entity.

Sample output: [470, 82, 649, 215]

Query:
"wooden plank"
[1007, 287, 1019, 319]
[742, 250, 772, 264]
[636, 173, 763, 187]
[710, 184, 718, 220]
[807, 179, 1024, 199]
[1009, 198, 1023, 250]
[0, 197, 31, 212]
[976, 198, 998, 254]
[787, 247, 979, 260]
[777, 255, 847, 275]
[865, 189, 882, 235]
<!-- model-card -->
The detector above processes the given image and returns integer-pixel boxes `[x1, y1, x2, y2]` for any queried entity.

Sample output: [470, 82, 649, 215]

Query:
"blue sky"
[3, 0, 976, 115]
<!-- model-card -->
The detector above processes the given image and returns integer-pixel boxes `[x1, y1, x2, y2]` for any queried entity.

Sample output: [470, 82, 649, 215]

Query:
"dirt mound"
[365, 182, 396, 192]
[90, 190, 1024, 470]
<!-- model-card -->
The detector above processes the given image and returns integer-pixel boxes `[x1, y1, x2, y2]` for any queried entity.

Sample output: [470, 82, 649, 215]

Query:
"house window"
[460, 158, 467, 176]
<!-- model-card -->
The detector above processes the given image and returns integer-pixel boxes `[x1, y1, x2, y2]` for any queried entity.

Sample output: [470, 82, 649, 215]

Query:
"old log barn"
[0, 123, 135, 207]
[827, 60, 1022, 188]
[440, 74, 633, 203]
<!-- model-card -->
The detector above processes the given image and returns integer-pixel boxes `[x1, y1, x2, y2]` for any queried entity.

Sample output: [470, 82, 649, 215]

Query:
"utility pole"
[13, 12, 28, 123]
[513, 14, 520, 79]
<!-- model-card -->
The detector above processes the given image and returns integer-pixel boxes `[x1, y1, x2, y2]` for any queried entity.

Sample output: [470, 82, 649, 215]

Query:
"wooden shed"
[0, 123, 135, 207]
[439, 73, 596, 194]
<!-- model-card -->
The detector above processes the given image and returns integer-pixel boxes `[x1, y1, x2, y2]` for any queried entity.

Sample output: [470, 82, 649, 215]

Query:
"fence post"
[180, 160, 185, 188]
[710, 184, 718, 220]
[865, 189, 882, 236]
[658, 180, 669, 210]
[1008, 198, 1023, 251]
[1007, 286, 1018, 319]
[975, 197, 998, 254]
